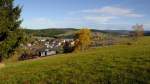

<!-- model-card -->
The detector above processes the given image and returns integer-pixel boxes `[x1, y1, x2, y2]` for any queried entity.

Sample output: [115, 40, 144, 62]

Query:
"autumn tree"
[132, 24, 144, 38]
[0, 0, 23, 62]
[74, 28, 92, 51]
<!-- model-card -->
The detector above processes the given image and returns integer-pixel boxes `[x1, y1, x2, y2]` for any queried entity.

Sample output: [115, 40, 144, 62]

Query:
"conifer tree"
[0, 0, 23, 62]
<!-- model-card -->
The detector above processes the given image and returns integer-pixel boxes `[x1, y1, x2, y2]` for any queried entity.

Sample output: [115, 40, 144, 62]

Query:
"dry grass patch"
[0, 63, 5, 69]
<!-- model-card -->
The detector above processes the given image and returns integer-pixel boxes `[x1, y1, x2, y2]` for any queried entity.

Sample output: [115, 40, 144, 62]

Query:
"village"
[19, 36, 76, 60]
[19, 31, 123, 60]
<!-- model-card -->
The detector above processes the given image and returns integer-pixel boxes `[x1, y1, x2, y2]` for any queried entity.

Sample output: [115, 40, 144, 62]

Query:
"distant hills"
[144, 31, 150, 36]
[24, 28, 76, 37]
[23, 28, 150, 37]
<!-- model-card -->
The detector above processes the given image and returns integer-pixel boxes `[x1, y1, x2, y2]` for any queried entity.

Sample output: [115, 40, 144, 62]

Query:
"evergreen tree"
[0, 0, 23, 62]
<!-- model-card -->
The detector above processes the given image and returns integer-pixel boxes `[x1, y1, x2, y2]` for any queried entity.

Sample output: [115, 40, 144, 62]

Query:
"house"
[46, 51, 56, 56]
[39, 49, 56, 57]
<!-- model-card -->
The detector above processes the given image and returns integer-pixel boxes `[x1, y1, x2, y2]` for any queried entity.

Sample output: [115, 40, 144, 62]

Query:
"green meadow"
[0, 37, 150, 84]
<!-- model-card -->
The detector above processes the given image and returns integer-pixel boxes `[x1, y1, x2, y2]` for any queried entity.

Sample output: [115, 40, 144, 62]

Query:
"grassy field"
[0, 37, 150, 84]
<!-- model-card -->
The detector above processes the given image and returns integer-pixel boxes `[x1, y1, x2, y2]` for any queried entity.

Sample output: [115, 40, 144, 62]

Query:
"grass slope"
[0, 37, 150, 84]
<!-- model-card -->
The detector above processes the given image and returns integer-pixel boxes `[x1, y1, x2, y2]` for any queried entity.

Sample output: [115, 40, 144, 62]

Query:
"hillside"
[23, 28, 108, 37]
[23, 28, 112, 37]
[0, 37, 150, 84]
[23, 28, 106, 38]
[23, 28, 77, 37]
[23, 28, 150, 37]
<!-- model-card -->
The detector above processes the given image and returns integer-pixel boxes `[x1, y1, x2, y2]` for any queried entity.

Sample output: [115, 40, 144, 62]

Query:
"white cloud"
[84, 16, 117, 23]
[71, 6, 143, 18]
[100, 6, 143, 17]
[22, 16, 118, 29]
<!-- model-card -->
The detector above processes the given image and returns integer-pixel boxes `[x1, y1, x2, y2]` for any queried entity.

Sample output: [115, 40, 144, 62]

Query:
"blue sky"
[15, 0, 150, 30]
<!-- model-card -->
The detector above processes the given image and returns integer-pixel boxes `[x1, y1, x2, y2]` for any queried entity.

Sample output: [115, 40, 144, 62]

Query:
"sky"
[15, 0, 150, 30]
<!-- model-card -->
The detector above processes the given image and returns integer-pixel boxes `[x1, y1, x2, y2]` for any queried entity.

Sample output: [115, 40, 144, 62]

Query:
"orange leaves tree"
[74, 28, 92, 51]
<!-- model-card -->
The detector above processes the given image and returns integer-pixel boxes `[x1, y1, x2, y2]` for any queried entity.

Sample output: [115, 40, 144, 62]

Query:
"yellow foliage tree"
[74, 28, 92, 51]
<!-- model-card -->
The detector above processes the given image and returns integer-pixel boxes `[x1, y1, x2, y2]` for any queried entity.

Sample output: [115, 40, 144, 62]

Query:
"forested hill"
[23, 28, 107, 37]
[23, 28, 77, 37]
[23, 28, 150, 37]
